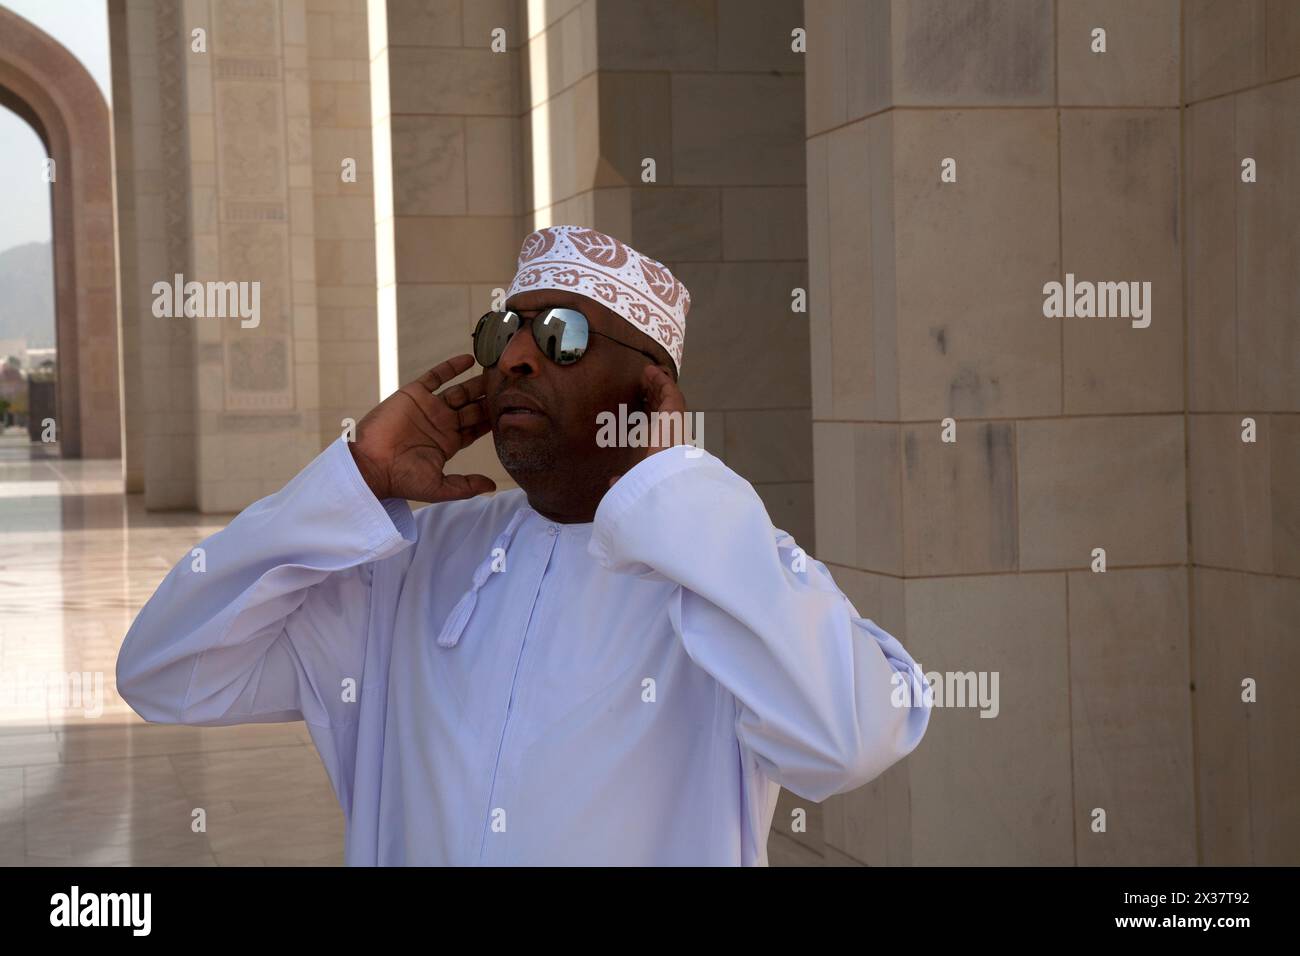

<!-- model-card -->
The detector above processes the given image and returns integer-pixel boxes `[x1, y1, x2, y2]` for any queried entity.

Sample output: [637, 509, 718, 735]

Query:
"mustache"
[492, 383, 548, 407]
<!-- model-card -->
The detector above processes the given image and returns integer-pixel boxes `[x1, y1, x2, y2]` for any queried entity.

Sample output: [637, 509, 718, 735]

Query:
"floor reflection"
[0, 434, 344, 865]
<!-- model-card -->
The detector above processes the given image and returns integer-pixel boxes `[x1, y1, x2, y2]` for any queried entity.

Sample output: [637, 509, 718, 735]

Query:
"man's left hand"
[608, 364, 688, 489]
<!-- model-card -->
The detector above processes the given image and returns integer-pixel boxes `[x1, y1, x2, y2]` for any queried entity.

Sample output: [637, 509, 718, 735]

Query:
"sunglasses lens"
[474, 311, 520, 367]
[532, 308, 589, 365]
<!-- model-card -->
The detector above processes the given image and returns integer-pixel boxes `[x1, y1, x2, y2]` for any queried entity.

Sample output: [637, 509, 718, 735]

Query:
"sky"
[0, 0, 112, 251]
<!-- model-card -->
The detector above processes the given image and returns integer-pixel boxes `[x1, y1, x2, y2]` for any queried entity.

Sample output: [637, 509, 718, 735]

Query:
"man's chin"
[493, 432, 556, 476]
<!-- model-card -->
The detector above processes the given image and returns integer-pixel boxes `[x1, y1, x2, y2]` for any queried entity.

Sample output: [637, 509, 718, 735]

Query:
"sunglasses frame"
[472, 308, 665, 370]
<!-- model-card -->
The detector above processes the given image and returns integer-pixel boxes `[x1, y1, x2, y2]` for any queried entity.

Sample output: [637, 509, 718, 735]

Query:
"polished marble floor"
[0, 432, 852, 867]
[0, 434, 344, 866]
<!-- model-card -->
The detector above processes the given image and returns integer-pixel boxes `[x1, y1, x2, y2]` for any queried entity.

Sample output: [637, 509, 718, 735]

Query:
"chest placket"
[477, 521, 562, 864]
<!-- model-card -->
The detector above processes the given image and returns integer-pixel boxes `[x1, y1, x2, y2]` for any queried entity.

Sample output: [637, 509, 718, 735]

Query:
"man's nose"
[498, 315, 541, 376]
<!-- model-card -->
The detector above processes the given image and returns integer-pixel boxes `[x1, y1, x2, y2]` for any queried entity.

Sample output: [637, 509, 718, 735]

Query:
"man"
[117, 225, 930, 866]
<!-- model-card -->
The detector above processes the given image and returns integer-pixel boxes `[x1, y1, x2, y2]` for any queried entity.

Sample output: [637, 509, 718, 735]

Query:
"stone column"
[112, 0, 385, 510]
[1184, 0, 1300, 865]
[306, 0, 381, 449]
[108, 0, 145, 492]
[369, 0, 524, 490]
[183, 0, 324, 512]
[110, 0, 198, 509]
[806, 0, 1195, 865]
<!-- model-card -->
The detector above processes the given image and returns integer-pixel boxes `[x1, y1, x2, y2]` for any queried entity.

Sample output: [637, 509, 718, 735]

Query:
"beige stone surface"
[391, 115, 468, 216]
[892, 0, 1054, 106]
[1017, 416, 1186, 570]
[393, 216, 519, 284]
[388, 47, 518, 116]
[1193, 568, 1300, 864]
[800, 0, 1300, 866]
[1184, 0, 1266, 103]
[1235, 78, 1300, 412]
[827, 116, 901, 422]
[1270, 415, 1300, 576]
[383, 0, 461, 46]
[1241, 573, 1300, 864]
[596, 0, 716, 71]
[717, 0, 806, 74]
[805, 132, 833, 419]
[826, 119, 874, 420]
[819, 567, 909, 864]
[673, 262, 810, 410]
[813, 422, 902, 573]
[812, 422, 858, 568]
[671, 73, 805, 185]
[772, 783, 824, 857]
[803, 0, 849, 135]
[1057, 0, 1180, 106]
[524, 1, 595, 109]
[1265, 0, 1300, 81]
[1068, 568, 1195, 865]
[722, 409, 812, 484]
[1060, 110, 1183, 414]
[892, 109, 1060, 420]
[465, 116, 522, 216]
[628, 187, 723, 261]
[722, 187, 808, 262]
[596, 72, 674, 188]
[1188, 414, 1274, 573]
[904, 573, 1074, 865]
[1186, 96, 1238, 412]
[1190, 568, 1253, 864]
[821, 760, 912, 865]
[901, 421, 1017, 576]
[461, 0, 521, 48]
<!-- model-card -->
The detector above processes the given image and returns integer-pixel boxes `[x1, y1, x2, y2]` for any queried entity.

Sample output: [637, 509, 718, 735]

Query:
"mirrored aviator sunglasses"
[472, 308, 590, 368]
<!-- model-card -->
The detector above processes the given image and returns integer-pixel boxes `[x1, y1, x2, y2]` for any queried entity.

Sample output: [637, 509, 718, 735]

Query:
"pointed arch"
[0, 7, 120, 459]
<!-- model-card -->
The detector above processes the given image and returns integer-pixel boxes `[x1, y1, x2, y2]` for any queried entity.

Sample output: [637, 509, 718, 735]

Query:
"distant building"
[0, 339, 26, 366]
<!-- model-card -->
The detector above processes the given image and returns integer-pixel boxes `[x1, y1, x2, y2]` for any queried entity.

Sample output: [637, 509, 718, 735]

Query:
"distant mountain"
[0, 241, 55, 348]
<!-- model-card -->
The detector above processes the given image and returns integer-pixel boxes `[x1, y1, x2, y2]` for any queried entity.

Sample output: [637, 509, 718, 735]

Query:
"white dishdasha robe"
[117, 438, 930, 865]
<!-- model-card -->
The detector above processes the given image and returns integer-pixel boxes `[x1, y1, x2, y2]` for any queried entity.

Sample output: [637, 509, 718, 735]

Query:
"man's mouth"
[495, 393, 548, 424]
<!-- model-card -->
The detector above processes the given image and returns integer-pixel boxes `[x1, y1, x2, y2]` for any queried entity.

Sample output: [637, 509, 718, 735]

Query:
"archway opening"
[0, 4, 121, 463]
[0, 97, 59, 459]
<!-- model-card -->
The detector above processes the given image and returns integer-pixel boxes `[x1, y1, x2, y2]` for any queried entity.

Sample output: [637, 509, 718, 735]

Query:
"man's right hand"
[349, 353, 497, 503]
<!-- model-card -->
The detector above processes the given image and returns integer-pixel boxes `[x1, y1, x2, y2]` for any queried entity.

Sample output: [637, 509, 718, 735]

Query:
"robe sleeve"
[116, 436, 417, 729]
[588, 445, 931, 803]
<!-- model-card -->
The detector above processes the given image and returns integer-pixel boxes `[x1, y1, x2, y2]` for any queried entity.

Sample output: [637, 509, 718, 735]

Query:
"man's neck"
[527, 498, 597, 524]
[517, 474, 607, 524]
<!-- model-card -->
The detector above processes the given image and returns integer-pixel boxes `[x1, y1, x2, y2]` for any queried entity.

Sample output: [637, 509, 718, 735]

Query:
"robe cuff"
[328, 435, 417, 552]
[589, 444, 728, 567]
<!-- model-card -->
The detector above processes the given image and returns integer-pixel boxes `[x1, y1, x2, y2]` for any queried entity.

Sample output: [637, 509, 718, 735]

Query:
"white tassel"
[435, 508, 530, 648]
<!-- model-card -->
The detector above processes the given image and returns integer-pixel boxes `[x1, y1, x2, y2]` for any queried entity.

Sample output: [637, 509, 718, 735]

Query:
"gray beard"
[493, 433, 557, 476]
